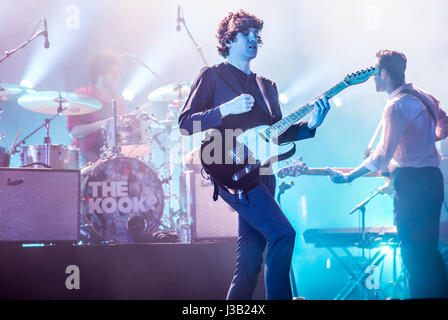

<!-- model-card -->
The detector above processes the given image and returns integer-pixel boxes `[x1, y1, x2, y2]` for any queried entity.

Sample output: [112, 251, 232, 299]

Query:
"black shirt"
[179, 62, 315, 143]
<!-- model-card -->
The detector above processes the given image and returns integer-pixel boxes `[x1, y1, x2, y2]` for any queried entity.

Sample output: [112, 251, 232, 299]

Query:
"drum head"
[102, 114, 151, 158]
[80, 157, 164, 243]
[20, 145, 79, 169]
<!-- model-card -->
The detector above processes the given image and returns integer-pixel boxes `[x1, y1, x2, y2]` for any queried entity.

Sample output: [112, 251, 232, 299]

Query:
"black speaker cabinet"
[183, 172, 238, 241]
[0, 168, 80, 242]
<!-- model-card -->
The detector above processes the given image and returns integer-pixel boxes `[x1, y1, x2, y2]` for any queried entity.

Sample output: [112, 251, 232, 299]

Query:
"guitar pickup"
[232, 162, 261, 182]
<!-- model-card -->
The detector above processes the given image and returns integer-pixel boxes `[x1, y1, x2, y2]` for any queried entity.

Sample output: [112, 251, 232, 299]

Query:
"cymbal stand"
[111, 99, 121, 156]
[9, 94, 67, 168]
[151, 121, 181, 234]
[166, 111, 192, 242]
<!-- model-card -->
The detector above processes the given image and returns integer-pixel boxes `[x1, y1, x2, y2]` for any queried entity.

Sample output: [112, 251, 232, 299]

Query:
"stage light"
[279, 93, 289, 104]
[122, 88, 135, 101]
[283, 63, 335, 109]
[333, 97, 342, 107]
[380, 245, 393, 256]
[21, 14, 74, 89]
[301, 195, 308, 220]
[122, 40, 178, 103]
[20, 79, 34, 89]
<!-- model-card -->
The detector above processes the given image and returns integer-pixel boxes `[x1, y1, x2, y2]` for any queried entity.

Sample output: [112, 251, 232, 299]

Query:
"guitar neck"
[267, 80, 349, 139]
[305, 168, 379, 177]
[277, 165, 382, 178]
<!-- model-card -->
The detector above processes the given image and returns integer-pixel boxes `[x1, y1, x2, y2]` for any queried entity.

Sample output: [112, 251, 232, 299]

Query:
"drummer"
[67, 48, 126, 165]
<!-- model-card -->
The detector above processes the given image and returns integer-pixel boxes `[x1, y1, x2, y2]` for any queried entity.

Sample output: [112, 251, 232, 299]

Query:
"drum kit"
[0, 80, 192, 244]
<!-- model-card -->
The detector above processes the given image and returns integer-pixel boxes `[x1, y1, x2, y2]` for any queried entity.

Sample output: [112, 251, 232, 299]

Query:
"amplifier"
[183, 171, 238, 241]
[0, 168, 80, 242]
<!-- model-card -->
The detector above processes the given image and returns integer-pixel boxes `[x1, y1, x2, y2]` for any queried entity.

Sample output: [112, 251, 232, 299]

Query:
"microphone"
[43, 18, 50, 49]
[176, 6, 182, 32]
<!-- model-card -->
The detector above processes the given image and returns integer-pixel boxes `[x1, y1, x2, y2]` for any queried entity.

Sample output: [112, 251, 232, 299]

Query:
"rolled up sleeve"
[362, 101, 406, 172]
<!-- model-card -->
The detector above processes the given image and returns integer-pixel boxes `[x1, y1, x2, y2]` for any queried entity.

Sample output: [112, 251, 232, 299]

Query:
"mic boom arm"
[176, 6, 208, 67]
[0, 17, 49, 64]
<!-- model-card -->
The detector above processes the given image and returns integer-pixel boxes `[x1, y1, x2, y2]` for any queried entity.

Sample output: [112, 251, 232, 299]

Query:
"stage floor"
[0, 241, 265, 300]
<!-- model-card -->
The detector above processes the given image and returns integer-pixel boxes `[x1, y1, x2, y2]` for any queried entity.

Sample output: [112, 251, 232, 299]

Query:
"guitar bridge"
[232, 161, 261, 182]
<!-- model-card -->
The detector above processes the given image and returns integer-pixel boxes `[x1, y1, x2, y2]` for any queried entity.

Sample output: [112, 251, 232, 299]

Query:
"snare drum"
[80, 156, 164, 243]
[20, 145, 79, 169]
[102, 113, 151, 157]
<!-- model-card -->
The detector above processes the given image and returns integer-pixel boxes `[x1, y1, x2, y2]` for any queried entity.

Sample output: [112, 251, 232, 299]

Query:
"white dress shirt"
[362, 83, 448, 173]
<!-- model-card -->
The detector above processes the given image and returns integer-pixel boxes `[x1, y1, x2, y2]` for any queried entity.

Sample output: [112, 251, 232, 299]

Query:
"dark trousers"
[393, 167, 448, 299]
[218, 175, 295, 300]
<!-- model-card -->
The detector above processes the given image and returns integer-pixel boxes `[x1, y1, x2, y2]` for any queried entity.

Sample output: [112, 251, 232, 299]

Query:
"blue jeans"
[218, 175, 296, 300]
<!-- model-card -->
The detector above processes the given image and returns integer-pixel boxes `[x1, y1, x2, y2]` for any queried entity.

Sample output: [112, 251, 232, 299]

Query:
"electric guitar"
[277, 161, 394, 194]
[200, 67, 378, 191]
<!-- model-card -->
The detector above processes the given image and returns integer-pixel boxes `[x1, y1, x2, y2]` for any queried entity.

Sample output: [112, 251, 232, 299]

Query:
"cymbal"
[147, 81, 190, 102]
[149, 119, 178, 129]
[17, 91, 102, 115]
[0, 83, 36, 101]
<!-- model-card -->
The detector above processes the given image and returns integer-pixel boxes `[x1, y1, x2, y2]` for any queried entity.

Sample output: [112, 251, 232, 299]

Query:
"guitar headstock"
[344, 66, 377, 86]
[277, 161, 308, 178]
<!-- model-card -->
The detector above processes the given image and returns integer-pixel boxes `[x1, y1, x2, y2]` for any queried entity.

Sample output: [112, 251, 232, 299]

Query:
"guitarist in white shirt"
[328, 50, 448, 298]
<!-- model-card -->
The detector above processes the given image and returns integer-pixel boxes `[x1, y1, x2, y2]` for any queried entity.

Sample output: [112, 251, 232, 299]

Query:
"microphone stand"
[276, 181, 299, 298]
[348, 189, 381, 267]
[177, 8, 208, 67]
[276, 181, 294, 207]
[0, 18, 46, 64]
[129, 54, 168, 84]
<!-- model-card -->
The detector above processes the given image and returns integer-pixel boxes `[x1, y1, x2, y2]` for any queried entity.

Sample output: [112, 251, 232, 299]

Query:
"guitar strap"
[256, 76, 273, 119]
[382, 89, 437, 184]
[399, 89, 437, 124]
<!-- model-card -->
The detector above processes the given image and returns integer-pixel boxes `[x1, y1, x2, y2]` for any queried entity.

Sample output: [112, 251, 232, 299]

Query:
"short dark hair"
[88, 48, 121, 83]
[216, 10, 264, 58]
[375, 49, 407, 84]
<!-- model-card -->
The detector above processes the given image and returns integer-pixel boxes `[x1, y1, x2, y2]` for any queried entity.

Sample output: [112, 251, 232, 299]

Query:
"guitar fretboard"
[265, 80, 349, 139]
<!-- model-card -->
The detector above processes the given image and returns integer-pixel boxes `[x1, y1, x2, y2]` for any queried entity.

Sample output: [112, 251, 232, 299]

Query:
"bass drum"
[80, 157, 164, 243]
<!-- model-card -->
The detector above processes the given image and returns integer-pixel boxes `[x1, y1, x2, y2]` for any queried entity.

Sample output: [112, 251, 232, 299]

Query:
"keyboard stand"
[329, 246, 388, 300]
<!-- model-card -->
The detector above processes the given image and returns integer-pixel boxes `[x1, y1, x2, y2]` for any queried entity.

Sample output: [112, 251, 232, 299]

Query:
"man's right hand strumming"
[219, 94, 255, 118]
